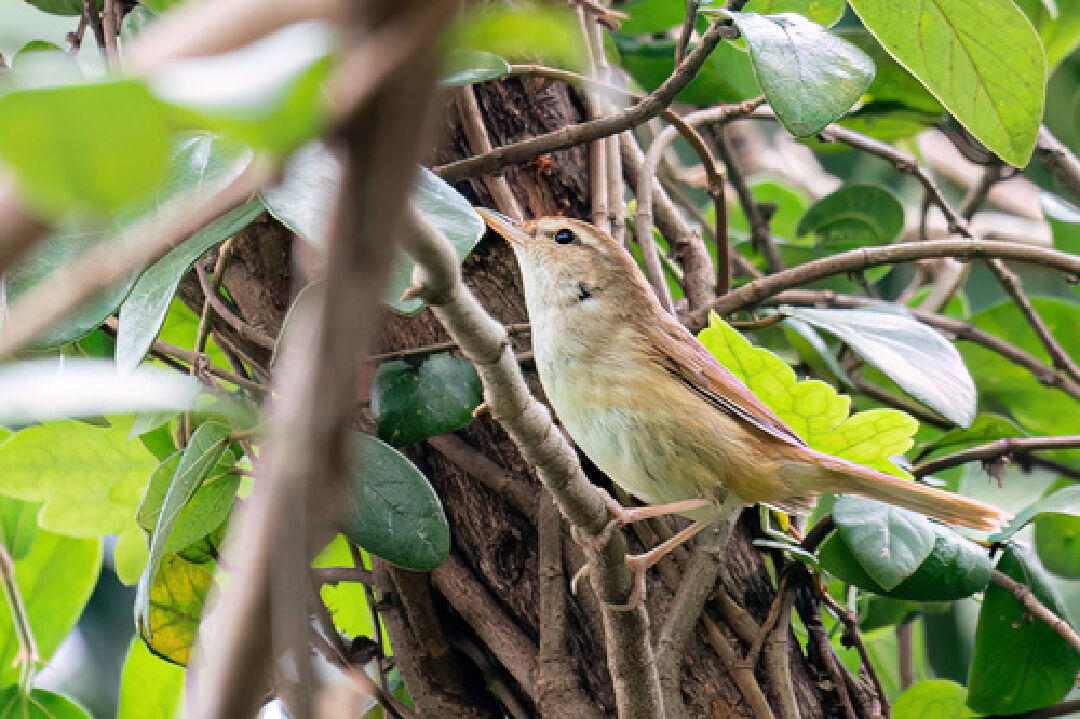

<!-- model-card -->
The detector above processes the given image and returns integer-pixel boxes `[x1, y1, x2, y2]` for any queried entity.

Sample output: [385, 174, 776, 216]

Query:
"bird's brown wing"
[650, 321, 808, 449]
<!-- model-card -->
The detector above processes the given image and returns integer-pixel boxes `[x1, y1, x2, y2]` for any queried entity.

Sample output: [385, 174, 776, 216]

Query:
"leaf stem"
[0, 541, 39, 693]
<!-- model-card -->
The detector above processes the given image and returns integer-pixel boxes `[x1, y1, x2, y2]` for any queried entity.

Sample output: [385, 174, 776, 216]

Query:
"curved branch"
[989, 569, 1080, 655]
[433, 19, 736, 182]
[1035, 125, 1080, 204]
[913, 436, 1080, 478]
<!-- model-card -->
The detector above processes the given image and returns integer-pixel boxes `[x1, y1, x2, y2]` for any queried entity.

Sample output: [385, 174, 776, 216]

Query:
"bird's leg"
[589, 491, 712, 554]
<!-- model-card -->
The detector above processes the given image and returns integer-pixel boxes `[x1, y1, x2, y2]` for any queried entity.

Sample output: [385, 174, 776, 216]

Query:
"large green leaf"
[796, 185, 904, 247]
[0, 79, 170, 216]
[0, 359, 201, 425]
[725, 11, 875, 136]
[743, 0, 847, 26]
[0, 687, 91, 719]
[967, 545, 1080, 714]
[698, 312, 917, 476]
[783, 307, 977, 427]
[372, 353, 482, 448]
[117, 636, 184, 719]
[892, 680, 974, 719]
[115, 199, 264, 374]
[1017, 0, 1080, 69]
[0, 531, 101, 686]
[151, 23, 332, 153]
[137, 554, 213, 665]
[836, 29, 944, 116]
[832, 496, 936, 590]
[820, 514, 991, 599]
[342, 433, 450, 571]
[136, 422, 231, 635]
[847, 0, 1045, 167]
[388, 167, 487, 315]
[0, 417, 158, 539]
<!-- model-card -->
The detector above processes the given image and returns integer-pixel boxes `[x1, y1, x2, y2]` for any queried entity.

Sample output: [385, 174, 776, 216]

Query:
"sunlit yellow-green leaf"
[138, 554, 213, 665]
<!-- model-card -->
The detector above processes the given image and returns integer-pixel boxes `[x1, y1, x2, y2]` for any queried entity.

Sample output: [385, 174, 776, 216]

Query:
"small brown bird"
[477, 209, 1010, 572]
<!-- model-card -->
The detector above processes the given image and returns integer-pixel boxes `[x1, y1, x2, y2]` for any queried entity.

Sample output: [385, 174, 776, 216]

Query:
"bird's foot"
[582, 491, 712, 555]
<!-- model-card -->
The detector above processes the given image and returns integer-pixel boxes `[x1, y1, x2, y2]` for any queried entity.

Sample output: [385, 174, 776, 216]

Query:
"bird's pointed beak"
[475, 207, 530, 246]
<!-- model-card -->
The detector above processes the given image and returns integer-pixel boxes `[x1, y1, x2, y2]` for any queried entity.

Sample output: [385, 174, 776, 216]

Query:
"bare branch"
[1035, 125, 1080, 204]
[914, 436, 1080, 477]
[989, 569, 1080, 655]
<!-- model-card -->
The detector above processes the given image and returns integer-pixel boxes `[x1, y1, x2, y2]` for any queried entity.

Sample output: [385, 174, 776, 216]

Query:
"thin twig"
[988, 698, 1080, 719]
[990, 568, 1080, 656]
[82, 0, 106, 51]
[820, 592, 889, 716]
[194, 238, 235, 356]
[896, 618, 915, 691]
[0, 542, 38, 692]
[674, 0, 698, 64]
[434, 19, 736, 182]
[454, 86, 523, 221]
[101, 0, 118, 61]
[914, 436, 1080, 477]
[711, 125, 783, 272]
[196, 262, 277, 350]
[1035, 125, 1080, 204]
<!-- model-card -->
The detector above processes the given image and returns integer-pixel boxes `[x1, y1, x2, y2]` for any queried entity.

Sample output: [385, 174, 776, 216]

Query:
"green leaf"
[967, 545, 1080, 714]
[1036, 512, 1080, 577]
[915, 414, 1026, 461]
[114, 522, 149, 587]
[1017, 0, 1080, 69]
[833, 495, 936, 590]
[847, 0, 1045, 167]
[836, 29, 944, 116]
[724, 179, 810, 243]
[12, 41, 63, 69]
[136, 422, 231, 633]
[892, 680, 974, 719]
[0, 497, 38, 561]
[260, 142, 337, 248]
[742, 0, 847, 26]
[372, 353, 482, 447]
[782, 317, 851, 386]
[819, 517, 991, 600]
[19, 0, 97, 14]
[993, 485, 1080, 541]
[313, 535, 373, 638]
[698, 313, 917, 475]
[115, 199, 263, 373]
[152, 24, 332, 153]
[618, 0, 686, 34]
[616, 36, 761, 106]
[725, 12, 875, 136]
[0, 417, 158, 538]
[782, 307, 977, 427]
[0, 531, 102, 686]
[137, 554, 213, 665]
[0, 687, 91, 719]
[449, 3, 586, 71]
[796, 185, 904, 247]
[440, 51, 510, 87]
[0, 359, 201, 425]
[388, 167, 487, 315]
[117, 635, 184, 719]
[0, 79, 170, 216]
[342, 433, 450, 571]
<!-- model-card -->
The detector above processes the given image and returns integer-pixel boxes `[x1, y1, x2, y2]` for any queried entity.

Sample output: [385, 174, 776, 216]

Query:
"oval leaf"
[372, 353, 482, 447]
[847, 0, 1045, 167]
[0, 687, 91, 719]
[137, 554, 213, 665]
[783, 306, 977, 427]
[342, 433, 450, 571]
[797, 184, 904, 247]
[440, 50, 510, 87]
[726, 11, 875, 136]
[993, 484, 1080, 541]
[832, 495, 937, 590]
[967, 545, 1080, 714]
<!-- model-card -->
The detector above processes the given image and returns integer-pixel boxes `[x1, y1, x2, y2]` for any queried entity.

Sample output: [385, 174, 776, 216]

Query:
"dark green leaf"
[342, 433, 450, 571]
[372, 353, 482, 447]
[782, 307, 977, 427]
[796, 185, 904, 247]
[967, 545, 1080, 714]
[388, 167, 486, 315]
[0, 79, 170, 216]
[260, 142, 337, 248]
[858, 595, 918, 631]
[725, 12, 875, 136]
[136, 421, 231, 637]
[915, 414, 1026, 462]
[117, 636, 184, 719]
[0, 687, 91, 719]
[892, 680, 973, 719]
[832, 496, 938, 590]
[115, 199, 263, 373]
[993, 485, 1080, 541]
[0, 359, 201, 424]
[1036, 512, 1080, 577]
[847, 0, 1045, 167]
[137, 554, 213, 665]
[0, 532, 102, 686]
[0, 497, 38, 561]
[819, 521, 991, 600]
[615, 36, 761, 106]
[440, 50, 510, 87]
[742, 0, 846, 26]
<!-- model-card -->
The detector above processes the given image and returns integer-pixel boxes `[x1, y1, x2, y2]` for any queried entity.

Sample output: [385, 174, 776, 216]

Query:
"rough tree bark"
[195, 77, 867, 717]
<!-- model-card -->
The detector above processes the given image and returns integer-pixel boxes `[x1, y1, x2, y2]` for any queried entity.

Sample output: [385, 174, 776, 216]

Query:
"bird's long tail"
[806, 450, 1011, 532]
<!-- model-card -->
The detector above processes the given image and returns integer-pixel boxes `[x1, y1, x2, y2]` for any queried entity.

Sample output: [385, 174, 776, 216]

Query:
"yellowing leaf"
[139, 554, 213, 665]
[698, 312, 916, 476]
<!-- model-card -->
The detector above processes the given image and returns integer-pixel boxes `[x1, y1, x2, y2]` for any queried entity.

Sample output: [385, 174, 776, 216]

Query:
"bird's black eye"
[554, 228, 575, 245]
